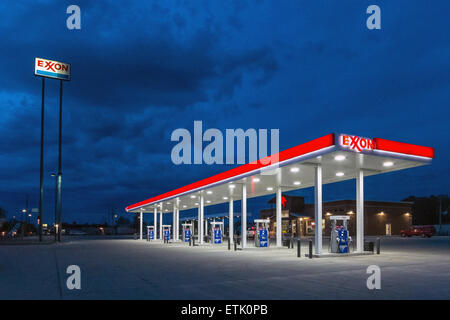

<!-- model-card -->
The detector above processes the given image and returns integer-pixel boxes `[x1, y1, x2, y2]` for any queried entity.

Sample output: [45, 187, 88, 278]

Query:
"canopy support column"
[173, 203, 176, 241]
[200, 193, 204, 244]
[139, 211, 143, 240]
[276, 186, 282, 247]
[314, 164, 323, 255]
[176, 206, 179, 241]
[229, 197, 234, 244]
[356, 169, 364, 253]
[159, 204, 163, 240]
[153, 207, 157, 239]
[242, 184, 247, 248]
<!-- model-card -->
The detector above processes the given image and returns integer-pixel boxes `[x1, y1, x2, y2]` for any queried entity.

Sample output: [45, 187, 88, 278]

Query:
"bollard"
[193, 236, 195, 247]
[234, 237, 237, 251]
[189, 237, 192, 246]
[308, 239, 313, 259]
[376, 237, 381, 254]
[297, 239, 301, 258]
[228, 236, 231, 250]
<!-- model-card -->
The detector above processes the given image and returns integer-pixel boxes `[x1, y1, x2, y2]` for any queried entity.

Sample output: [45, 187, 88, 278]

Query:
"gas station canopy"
[126, 133, 434, 213]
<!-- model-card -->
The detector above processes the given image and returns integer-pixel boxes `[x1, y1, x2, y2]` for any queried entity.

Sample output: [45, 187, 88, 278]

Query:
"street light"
[21, 209, 27, 238]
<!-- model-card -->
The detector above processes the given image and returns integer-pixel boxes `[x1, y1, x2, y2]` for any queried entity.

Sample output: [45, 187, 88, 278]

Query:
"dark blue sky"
[0, 0, 448, 224]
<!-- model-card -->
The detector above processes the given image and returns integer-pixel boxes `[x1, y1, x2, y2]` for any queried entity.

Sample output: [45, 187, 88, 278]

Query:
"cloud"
[0, 0, 448, 224]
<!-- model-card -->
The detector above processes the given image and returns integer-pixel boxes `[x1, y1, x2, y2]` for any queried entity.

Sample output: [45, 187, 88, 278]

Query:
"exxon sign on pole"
[35, 58, 71, 81]
[35, 57, 70, 242]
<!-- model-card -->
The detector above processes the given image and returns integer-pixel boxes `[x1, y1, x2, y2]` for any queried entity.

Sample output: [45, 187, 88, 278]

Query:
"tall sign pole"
[38, 77, 45, 242]
[57, 80, 63, 242]
[35, 58, 70, 243]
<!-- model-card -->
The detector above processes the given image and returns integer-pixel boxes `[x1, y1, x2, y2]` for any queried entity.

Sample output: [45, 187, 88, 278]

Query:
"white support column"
[200, 193, 204, 244]
[242, 184, 247, 248]
[229, 197, 234, 244]
[159, 204, 163, 240]
[173, 203, 176, 241]
[205, 218, 208, 237]
[153, 207, 157, 238]
[314, 164, 323, 255]
[139, 211, 143, 240]
[175, 207, 179, 241]
[356, 169, 364, 253]
[276, 186, 282, 247]
[197, 206, 200, 240]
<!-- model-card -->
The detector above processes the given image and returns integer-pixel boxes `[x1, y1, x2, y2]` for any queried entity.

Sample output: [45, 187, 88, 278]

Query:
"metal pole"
[54, 175, 57, 242]
[439, 197, 442, 235]
[309, 239, 313, 259]
[57, 80, 63, 242]
[376, 237, 381, 254]
[38, 77, 45, 242]
[26, 194, 29, 237]
[297, 239, 301, 257]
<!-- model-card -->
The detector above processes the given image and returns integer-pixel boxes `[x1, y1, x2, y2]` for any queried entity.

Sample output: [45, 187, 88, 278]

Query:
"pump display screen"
[214, 227, 222, 244]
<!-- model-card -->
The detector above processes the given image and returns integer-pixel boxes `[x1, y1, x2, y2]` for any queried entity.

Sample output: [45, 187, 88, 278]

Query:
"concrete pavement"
[0, 236, 449, 299]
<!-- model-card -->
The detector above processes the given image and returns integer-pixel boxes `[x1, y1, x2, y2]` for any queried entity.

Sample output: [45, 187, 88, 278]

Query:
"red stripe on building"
[374, 138, 434, 158]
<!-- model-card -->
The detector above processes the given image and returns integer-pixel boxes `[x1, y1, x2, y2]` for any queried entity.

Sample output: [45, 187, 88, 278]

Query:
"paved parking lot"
[0, 236, 449, 299]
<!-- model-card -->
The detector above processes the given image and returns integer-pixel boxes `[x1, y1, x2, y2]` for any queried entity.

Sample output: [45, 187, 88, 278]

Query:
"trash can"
[364, 241, 374, 252]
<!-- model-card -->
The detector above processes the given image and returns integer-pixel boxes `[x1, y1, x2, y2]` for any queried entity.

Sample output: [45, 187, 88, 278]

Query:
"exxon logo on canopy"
[340, 134, 375, 152]
[35, 57, 71, 81]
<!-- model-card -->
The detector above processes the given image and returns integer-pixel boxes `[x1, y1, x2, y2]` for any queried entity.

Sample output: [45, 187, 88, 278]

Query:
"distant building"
[402, 195, 449, 225]
[260, 195, 413, 236]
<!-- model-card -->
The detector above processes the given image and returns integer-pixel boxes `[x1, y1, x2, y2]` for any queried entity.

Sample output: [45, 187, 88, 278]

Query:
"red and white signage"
[340, 134, 375, 152]
[35, 57, 70, 81]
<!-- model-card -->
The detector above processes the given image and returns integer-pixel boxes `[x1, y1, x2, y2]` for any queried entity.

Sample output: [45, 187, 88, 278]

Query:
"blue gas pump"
[163, 226, 170, 241]
[184, 228, 191, 242]
[330, 216, 351, 253]
[209, 221, 224, 244]
[147, 226, 155, 241]
[214, 226, 222, 244]
[337, 228, 349, 253]
[254, 219, 270, 248]
[182, 223, 193, 243]
[259, 227, 268, 247]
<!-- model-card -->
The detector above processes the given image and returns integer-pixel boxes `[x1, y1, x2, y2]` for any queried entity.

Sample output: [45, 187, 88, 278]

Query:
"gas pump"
[147, 226, 155, 241]
[254, 219, 270, 247]
[329, 216, 351, 253]
[162, 225, 171, 242]
[182, 223, 192, 243]
[209, 221, 224, 244]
